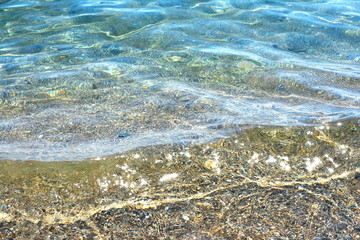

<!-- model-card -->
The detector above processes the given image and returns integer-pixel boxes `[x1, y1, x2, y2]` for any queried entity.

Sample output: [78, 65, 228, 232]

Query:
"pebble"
[204, 160, 220, 172]
[117, 133, 131, 139]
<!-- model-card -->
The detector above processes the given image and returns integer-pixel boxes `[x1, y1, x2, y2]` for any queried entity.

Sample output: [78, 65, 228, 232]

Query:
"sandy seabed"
[0, 119, 359, 239]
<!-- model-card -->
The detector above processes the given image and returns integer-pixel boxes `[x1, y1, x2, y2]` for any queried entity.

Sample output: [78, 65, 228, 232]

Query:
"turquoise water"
[0, 0, 359, 161]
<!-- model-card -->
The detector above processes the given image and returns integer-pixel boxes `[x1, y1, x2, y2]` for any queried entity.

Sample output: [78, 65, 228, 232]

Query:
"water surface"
[0, 0, 359, 161]
[0, 0, 360, 238]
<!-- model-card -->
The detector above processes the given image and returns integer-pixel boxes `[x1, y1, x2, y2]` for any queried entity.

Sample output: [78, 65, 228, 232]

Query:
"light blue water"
[0, 0, 359, 161]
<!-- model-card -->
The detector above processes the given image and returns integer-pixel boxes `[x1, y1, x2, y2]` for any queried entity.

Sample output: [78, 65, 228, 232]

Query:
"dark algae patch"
[0, 119, 359, 239]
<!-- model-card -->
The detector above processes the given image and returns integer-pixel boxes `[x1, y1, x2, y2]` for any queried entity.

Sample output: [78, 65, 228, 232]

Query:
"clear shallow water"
[0, 1, 359, 238]
[0, 0, 359, 161]
[0, 119, 359, 238]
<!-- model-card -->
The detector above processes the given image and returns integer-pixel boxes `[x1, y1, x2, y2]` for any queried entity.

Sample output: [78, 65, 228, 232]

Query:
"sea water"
[0, 0, 359, 161]
[0, 0, 359, 238]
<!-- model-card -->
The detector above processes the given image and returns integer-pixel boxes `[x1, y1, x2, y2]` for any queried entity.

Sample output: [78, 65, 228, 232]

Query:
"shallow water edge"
[0, 118, 359, 238]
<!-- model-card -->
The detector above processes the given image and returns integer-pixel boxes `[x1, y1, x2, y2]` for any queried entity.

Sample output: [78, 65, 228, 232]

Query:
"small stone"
[117, 133, 130, 139]
[204, 160, 220, 172]
[355, 172, 360, 181]
[182, 214, 190, 221]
